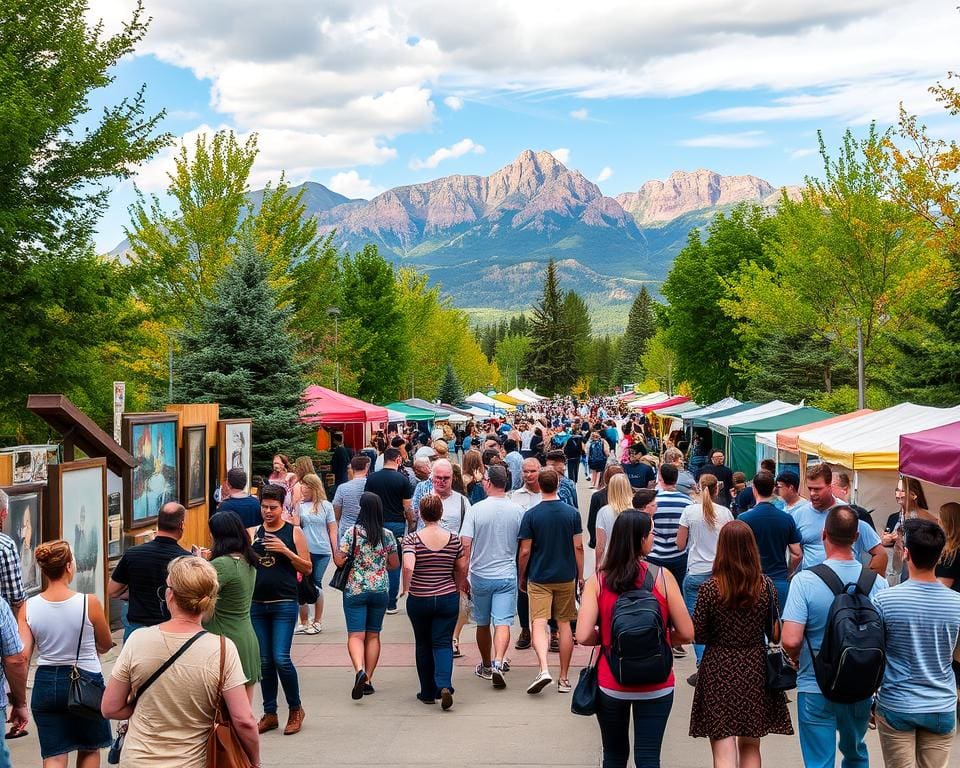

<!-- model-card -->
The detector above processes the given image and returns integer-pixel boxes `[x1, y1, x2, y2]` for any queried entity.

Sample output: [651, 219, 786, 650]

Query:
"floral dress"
[338, 525, 397, 596]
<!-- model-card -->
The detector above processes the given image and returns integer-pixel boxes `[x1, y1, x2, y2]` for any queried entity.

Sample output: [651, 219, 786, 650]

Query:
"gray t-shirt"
[333, 477, 367, 536]
[460, 496, 525, 580]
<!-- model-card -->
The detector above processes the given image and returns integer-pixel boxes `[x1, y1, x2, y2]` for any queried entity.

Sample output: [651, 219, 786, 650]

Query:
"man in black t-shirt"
[109, 503, 191, 639]
[696, 449, 734, 507]
[365, 447, 414, 613]
[562, 430, 584, 482]
[330, 431, 354, 493]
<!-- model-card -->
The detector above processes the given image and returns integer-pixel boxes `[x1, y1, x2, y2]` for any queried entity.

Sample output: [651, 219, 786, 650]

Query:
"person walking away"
[576, 511, 693, 768]
[782, 505, 889, 768]
[333, 455, 370, 537]
[873, 518, 960, 768]
[330, 431, 353, 493]
[546, 450, 579, 510]
[0, 591, 28, 765]
[364, 448, 414, 615]
[108, 503, 191, 639]
[400, 495, 467, 710]
[334, 492, 399, 700]
[689, 521, 793, 766]
[460, 465, 524, 687]
[102, 557, 260, 767]
[19, 540, 114, 766]
[510, 457, 543, 651]
[696, 450, 734, 508]
[563, 427, 584, 483]
[249, 483, 312, 735]
[518, 469, 583, 694]
[205, 511, 261, 698]
[588, 466, 626, 549]
[289, 473, 337, 634]
[216, 468, 262, 528]
[594, 474, 636, 569]
[504, 439, 524, 491]
[587, 431, 610, 489]
[650, 463, 691, 657]
[738, 471, 802, 614]
[676, 473, 734, 673]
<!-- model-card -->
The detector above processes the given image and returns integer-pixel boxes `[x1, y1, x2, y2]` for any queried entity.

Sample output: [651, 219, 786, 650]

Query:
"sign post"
[112, 382, 125, 443]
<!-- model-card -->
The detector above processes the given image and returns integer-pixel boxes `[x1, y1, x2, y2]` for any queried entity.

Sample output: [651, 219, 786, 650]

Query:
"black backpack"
[807, 564, 886, 703]
[604, 565, 673, 686]
[589, 439, 605, 464]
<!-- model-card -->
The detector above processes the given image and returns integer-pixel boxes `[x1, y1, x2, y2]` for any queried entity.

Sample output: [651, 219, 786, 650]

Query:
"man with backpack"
[782, 505, 889, 768]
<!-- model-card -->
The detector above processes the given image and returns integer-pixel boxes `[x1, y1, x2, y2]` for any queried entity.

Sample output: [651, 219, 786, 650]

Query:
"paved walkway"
[10, 473, 880, 767]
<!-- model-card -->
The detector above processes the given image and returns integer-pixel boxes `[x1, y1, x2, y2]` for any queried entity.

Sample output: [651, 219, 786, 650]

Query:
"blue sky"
[89, 0, 960, 251]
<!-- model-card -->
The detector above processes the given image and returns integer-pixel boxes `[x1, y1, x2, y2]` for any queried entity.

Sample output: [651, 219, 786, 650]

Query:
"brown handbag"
[206, 635, 253, 768]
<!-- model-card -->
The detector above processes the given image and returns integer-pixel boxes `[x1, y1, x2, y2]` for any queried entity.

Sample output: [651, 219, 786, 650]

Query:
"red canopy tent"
[899, 421, 960, 488]
[640, 395, 689, 414]
[301, 385, 388, 451]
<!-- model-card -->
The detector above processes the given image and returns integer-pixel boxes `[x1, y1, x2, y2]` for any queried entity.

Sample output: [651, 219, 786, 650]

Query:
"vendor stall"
[724, 406, 833, 475]
[301, 385, 389, 450]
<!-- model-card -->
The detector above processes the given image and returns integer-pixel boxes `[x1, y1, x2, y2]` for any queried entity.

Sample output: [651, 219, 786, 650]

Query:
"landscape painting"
[123, 413, 179, 528]
[1, 484, 42, 594]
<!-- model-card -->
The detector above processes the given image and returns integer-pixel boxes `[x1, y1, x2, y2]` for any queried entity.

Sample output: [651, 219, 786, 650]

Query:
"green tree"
[562, 290, 593, 380]
[524, 259, 575, 394]
[614, 286, 657, 386]
[740, 332, 855, 403]
[0, 0, 168, 437]
[172, 240, 313, 474]
[639, 330, 677, 394]
[495, 334, 532, 390]
[591, 335, 616, 391]
[437, 361, 465, 405]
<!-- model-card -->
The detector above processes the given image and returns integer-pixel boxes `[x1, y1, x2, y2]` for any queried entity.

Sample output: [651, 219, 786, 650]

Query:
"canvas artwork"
[60, 465, 106, 598]
[129, 418, 178, 525]
[1, 486, 42, 594]
[12, 448, 48, 484]
[220, 420, 252, 492]
[182, 425, 207, 507]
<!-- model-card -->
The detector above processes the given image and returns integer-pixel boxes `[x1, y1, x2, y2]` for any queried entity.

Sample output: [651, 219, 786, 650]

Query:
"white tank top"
[26, 593, 101, 673]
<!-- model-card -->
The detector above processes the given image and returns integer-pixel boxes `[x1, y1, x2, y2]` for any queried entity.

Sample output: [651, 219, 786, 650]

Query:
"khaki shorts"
[528, 580, 577, 623]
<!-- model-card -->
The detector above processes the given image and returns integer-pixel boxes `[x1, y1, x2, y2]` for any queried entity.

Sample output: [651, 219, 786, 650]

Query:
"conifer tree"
[524, 259, 576, 394]
[173, 240, 313, 474]
[436, 361, 465, 405]
[613, 286, 657, 387]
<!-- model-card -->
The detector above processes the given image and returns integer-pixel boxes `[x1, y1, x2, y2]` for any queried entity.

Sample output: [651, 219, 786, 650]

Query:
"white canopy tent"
[464, 392, 512, 413]
[521, 388, 547, 401]
[626, 391, 668, 408]
[680, 397, 742, 424]
[507, 388, 539, 404]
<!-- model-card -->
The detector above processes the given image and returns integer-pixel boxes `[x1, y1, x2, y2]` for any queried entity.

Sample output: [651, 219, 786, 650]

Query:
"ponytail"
[700, 473, 718, 528]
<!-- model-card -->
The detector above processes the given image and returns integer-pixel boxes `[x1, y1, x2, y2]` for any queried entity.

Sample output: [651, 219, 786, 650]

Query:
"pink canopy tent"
[300, 385, 388, 424]
[899, 421, 960, 488]
[640, 395, 689, 414]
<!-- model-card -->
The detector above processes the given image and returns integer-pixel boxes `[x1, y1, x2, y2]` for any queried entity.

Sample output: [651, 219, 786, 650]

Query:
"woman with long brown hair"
[689, 521, 792, 768]
[937, 502, 960, 592]
[462, 450, 487, 504]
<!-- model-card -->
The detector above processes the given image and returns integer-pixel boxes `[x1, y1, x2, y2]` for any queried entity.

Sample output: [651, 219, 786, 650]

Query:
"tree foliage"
[495, 334, 532, 390]
[437, 361, 465, 405]
[613, 286, 657, 386]
[524, 259, 576, 394]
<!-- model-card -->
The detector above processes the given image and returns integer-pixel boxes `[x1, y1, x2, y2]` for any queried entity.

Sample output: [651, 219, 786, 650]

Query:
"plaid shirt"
[0, 597, 23, 707]
[0, 533, 25, 607]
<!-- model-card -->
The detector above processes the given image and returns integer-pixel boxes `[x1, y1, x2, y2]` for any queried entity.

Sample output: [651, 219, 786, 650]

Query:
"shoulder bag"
[206, 635, 253, 767]
[67, 595, 106, 719]
[106, 630, 208, 764]
[329, 525, 358, 591]
[571, 575, 606, 716]
[764, 578, 797, 691]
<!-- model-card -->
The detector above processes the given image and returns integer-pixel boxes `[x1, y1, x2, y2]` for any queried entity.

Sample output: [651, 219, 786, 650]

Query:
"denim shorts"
[31, 665, 112, 758]
[310, 553, 331, 591]
[342, 590, 389, 633]
[471, 576, 518, 626]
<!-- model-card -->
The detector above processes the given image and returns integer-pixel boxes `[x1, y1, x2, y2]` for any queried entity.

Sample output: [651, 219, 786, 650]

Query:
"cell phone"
[191, 544, 201, 556]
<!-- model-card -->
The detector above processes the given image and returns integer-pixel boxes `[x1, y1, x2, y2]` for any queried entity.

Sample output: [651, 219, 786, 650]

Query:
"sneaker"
[686, 672, 698, 687]
[311, 622, 323, 633]
[385, 607, 399, 615]
[294, 624, 308, 635]
[474, 664, 493, 680]
[526, 670, 553, 695]
[302, 624, 320, 635]
[416, 693, 435, 705]
[501, 657, 511, 672]
[549, 632, 560, 652]
[672, 645, 688, 658]
[491, 664, 506, 689]
[351, 670, 367, 701]
[557, 678, 572, 693]
[514, 629, 531, 650]
[362, 683, 375, 696]
[440, 688, 454, 710]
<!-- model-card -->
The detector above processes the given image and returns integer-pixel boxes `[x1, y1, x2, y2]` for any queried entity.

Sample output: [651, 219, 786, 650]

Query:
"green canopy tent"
[383, 402, 437, 422]
[727, 406, 834, 475]
[685, 402, 758, 475]
[687, 402, 759, 429]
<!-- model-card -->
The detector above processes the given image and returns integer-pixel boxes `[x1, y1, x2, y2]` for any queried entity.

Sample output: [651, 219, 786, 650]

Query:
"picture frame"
[10, 446, 51, 484]
[181, 424, 207, 507]
[0, 483, 43, 595]
[218, 419, 252, 493]
[122, 413, 179, 529]
[46, 459, 108, 617]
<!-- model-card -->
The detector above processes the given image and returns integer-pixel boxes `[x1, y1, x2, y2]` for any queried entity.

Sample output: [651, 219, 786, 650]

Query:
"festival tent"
[724, 406, 833, 475]
[753, 410, 871, 468]
[626, 391, 669, 409]
[708, 401, 799, 465]
[900, 421, 960, 488]
[386, 408, 408, 423]
[403, 398, 451, 418]
[507, 388, 539, 404]
[301, 385, 389, 450]
[680, 398, 742, 426]
[687, 401, 757, 429]
[440, 403, 479, 421]
[462, 404, 497, 418]
[492, 393, 524, 406]
[650, 400, 701, 438]
[640, 395, 690, 414]
[383, 402, 437, 421]
[464, 392, 509, 414]
[776, 410, 873, 453]
[521, 388, 547, 401]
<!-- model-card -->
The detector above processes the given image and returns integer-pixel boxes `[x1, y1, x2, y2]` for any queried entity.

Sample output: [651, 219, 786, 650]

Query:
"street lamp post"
[327, 307, 341, 392]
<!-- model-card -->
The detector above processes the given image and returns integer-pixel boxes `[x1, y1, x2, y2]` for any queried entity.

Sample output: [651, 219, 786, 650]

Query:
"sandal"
[452, 639, 463, 658]
[5, 725, 28, 739]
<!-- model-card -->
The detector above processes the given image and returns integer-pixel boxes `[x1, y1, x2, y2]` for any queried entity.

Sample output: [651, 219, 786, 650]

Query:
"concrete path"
[9, 473, 881, 767]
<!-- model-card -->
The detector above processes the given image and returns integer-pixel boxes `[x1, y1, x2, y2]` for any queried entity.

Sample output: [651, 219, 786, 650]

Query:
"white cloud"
[790, 147, 818, 159]
[409, 138, 486, 170]
[677, 130, 771, 148]
[550, 147, 571, 164]
[326, 170, 385, 199]
[570, 108, 589, 120]
[443, 95, 464, 110]
[596, 166, 614, 182]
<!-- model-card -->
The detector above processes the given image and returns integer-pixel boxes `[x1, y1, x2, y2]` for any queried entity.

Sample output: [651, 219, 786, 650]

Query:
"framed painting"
[11, 446, 50, 484]
[46, 459, 108, 613]
[122, 413, 179, 528]
[181, 425, 207, 507]
[0, 483, 43, 595]
[218, 419, 252, 493]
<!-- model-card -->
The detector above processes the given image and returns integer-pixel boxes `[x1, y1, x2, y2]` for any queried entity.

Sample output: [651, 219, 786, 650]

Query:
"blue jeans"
[384, 521, 408, 610]
[310, 553, 331, 592]
[343, 591, 389, 633]
[682, 571, 710, 664]
[595, 690, 674, 768]
[0, 729, 9, 768]
[771, 578, 790, 616]
[251, 600, 301, 713]
[406, 592, 459, 699]
[798, 692, 872, 768]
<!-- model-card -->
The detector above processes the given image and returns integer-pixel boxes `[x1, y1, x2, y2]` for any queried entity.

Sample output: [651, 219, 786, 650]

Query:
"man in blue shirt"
[783, 506, 889, 768]
[503, 438, 524, 492]
[738, 470, 802, 613]
[791, 464, 885, 576]
[217, 468, 262, 528]
[621, 444, 656, 489]
[545, 450, 579, 510]
[873, 519, 960, 767]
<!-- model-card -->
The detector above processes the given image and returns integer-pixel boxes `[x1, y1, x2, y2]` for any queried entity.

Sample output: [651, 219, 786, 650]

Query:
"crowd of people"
[0, 394, 959, 768]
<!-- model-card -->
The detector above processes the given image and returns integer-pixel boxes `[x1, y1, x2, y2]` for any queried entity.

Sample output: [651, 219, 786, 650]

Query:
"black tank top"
[252, 522, 298, 602]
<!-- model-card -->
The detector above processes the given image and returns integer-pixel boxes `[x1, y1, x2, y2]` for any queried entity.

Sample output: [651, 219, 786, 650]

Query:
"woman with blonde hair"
[291, 473, 338, 634]
[102, 556, 260, 767]
[676, 473, 734, 673]
[288, 455, 318, 511]
[594, 474, 636, 568]
[18, 540, 114, 766]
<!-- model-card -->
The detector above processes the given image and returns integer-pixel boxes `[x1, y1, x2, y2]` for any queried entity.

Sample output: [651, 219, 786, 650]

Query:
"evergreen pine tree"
[613, 286, 657, 387]
[524, 259, 576, 394]
[436, 361, 465, 405]
[173, 240, 314, 475]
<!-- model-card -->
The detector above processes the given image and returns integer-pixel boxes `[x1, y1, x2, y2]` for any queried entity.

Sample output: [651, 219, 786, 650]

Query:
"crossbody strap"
[132, 630, 208, 704]
[74, 594, 87, 666]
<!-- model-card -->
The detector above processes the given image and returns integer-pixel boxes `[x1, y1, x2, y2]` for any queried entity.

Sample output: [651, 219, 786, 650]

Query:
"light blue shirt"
[297, 500, 337, 555]
[0, 597, 23, 708]
[874, 580, 960, 713]
[783, 558, 888, 694]
[504, 451, 524, 491]
[791, 502, 882, 569]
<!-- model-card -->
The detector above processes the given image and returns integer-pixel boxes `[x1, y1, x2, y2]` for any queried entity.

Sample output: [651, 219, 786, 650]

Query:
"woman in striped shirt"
[400, 494, 468, 710]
